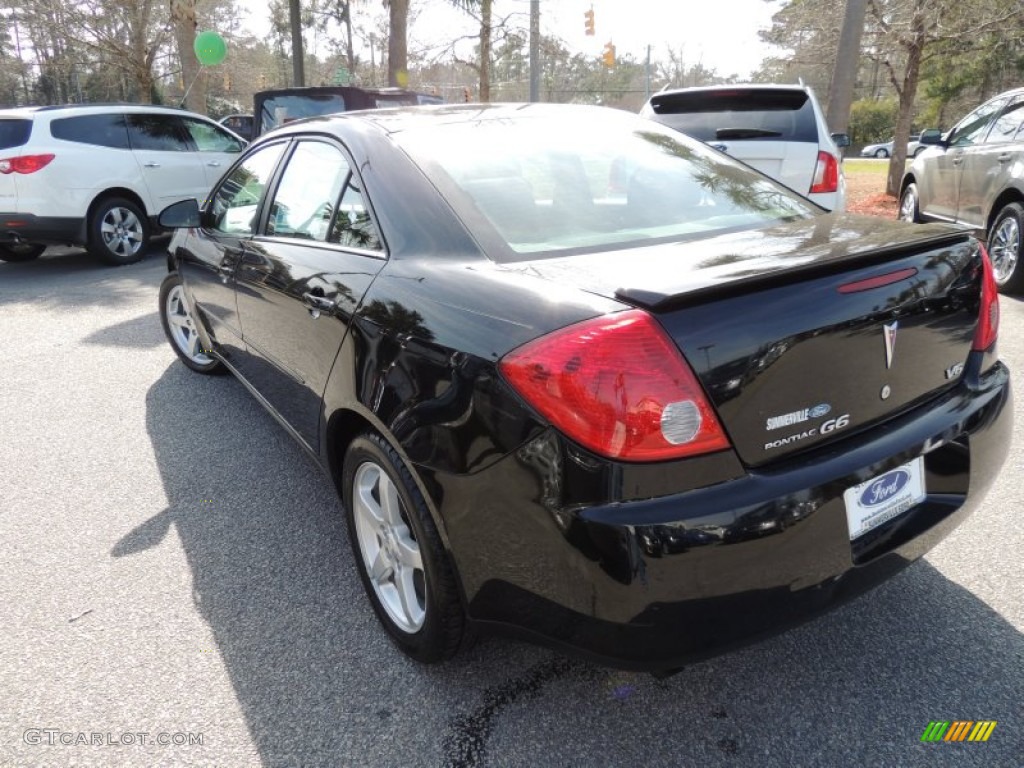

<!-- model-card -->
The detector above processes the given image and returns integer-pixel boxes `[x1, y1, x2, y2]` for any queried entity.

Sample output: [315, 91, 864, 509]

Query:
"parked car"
[900, 87, 1024, 293]
[0, 104, 246, 264]
[158, 104, 1010, 671]
[639, 83, 849, 211]
[218, 113, 254, 141]
[860, 134, 922, 158]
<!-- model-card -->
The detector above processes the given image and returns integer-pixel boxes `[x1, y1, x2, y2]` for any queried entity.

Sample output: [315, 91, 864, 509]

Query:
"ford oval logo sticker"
[809, 403, 831, 418]
[860, 469, 910, 507]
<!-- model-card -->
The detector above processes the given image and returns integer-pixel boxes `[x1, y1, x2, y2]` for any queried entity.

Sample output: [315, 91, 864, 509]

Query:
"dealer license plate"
[843, 457, 926, 540]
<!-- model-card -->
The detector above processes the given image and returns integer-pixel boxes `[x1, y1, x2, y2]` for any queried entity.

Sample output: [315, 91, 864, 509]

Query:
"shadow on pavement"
[0, 244, 168, 310]
[117, 363, 1023, 767]
[83, 311, 165, 349]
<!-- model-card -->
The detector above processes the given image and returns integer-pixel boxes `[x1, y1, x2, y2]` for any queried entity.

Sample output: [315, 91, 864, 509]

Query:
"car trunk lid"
[500, 215, 984, 467]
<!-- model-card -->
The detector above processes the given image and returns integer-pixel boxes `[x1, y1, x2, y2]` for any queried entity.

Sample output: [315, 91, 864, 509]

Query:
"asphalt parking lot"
[1, 246, 1022, 767]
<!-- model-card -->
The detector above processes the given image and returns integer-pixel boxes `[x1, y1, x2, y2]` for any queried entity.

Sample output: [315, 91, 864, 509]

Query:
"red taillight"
[809, 151, 838, 194]
[973, 243, 999, 351]
[499, 310, 731, 461]
[0, 154, 55, 174]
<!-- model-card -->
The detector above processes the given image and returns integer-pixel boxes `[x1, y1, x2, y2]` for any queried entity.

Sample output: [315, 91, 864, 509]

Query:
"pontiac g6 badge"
[883, 321, 898, 368]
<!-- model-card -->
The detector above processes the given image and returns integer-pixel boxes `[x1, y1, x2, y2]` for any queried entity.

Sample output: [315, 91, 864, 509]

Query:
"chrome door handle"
[952, 157, 964, 166]
[144, 161, 160, 168]
[998, 153, 1012, 163]
[302, 292, 336, 318]
[207, 161, 221, 167]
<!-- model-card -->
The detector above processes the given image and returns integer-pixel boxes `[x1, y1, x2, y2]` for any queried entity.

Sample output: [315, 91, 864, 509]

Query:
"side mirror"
[830, 132, 851, 148]
[158, 198, 201, 229]
[918, 128, 943, 146]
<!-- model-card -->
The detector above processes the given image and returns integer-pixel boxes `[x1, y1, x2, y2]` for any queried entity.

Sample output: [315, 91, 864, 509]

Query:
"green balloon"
[194, 30, 227, 66]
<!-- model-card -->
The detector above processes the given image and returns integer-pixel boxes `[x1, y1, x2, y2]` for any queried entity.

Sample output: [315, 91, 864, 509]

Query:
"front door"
[957, 95, 1024, 229]
[177, 141, 288, 363]
[126, 113, 208, 210]
[920, 97, 1006, 222]
[233, 139, 386, 449]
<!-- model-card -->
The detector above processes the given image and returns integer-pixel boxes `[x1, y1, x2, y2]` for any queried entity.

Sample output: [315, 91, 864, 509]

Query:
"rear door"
[644, 88, 820, 196]
[233, 137, 386, 449]
[126, 112, 209, 211]
[919, 97, 1005, 221]
[956, 94, 1024, 229]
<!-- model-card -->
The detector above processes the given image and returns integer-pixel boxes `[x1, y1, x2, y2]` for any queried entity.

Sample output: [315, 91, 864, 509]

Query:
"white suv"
[0, 104, 245, 265]
[640, 84, 849, 211]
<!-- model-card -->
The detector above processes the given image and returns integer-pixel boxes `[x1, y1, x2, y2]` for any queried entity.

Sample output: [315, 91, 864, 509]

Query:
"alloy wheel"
[352, 460, 426, 633]
[899, 187, 918, 223]
[989, 215, 1020, 285]
[100, 205, 144, 258]
[164, 284, 213, 365]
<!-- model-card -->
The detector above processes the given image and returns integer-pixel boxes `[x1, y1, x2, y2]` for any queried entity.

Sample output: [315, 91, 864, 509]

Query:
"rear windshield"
[0, 119, 32, 150]
[395, 112, 817, 260]
[258, 94, 346, 135]
[647, 89, 819, 143]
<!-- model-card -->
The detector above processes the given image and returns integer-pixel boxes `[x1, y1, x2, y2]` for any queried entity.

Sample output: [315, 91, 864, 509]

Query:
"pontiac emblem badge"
[883, 321, 898, 369]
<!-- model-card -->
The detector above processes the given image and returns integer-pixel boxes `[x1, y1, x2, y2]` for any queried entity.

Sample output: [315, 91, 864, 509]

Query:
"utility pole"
[645, 45, 651, 100]
[289, 0, 305, 87]
[529, 0, 539, 102]
[825, 0, 867, 134]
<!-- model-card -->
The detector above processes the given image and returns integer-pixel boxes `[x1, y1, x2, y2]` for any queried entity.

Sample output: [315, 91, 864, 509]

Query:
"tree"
[169, 0, 205, 112]
[869, 0, 1021, 196]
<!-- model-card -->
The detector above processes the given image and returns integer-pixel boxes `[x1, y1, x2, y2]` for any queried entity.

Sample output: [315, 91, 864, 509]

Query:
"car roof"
[0, 103, 215, 120]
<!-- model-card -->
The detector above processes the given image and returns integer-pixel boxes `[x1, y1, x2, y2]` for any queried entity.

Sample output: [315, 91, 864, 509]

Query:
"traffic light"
[463, 86, 471, 102]
[584, 8, 595, 36]
[602, 41, 615, 69]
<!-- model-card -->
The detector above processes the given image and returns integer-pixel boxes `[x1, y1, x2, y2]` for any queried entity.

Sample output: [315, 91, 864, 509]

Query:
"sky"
[235, 0, 783, 81]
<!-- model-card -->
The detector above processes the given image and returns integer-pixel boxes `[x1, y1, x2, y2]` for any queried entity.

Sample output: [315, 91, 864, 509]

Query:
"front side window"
[127, 114, 190, 151]
[209, 142, 286, 235]
[50, 114, 129, 149]
[948, 99, 1006, 147]
[984, 96, 1024, 145]
[183, 118, 244, 152]
[396, 112, 816, 259]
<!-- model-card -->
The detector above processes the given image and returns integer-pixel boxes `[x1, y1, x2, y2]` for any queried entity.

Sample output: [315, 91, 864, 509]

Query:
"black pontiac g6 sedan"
[158, 104, 1011, 671]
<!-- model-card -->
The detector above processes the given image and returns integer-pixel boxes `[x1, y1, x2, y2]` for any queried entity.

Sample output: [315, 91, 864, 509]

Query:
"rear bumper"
[0, 213, 84, 246]
[458, 361, 1011, 671]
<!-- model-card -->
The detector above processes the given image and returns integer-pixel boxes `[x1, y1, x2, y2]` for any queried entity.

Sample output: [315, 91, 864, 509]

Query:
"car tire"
[0, 242, 45, 262]
[88, 196, 150, 265]
[987, 202, 1024, 294]
[342, 431, 468, 663]
[874, 148, 889, 158]
[159, 272, 224, 374]
[898, 182, 921, 223]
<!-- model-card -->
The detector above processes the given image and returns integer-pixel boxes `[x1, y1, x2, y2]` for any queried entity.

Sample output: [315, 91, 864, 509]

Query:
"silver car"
[860, 135, 922, 158]
[899, 87, 1024, 292]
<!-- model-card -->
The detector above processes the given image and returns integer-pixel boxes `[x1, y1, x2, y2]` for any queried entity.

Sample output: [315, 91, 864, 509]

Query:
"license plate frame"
[843, 457, 926, 541]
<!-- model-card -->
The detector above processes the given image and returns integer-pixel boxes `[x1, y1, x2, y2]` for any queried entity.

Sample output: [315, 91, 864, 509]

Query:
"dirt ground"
[844, 163, 898, 218]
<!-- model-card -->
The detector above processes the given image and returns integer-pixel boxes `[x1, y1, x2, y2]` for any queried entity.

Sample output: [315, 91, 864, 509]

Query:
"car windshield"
[395, 112, 817, 259]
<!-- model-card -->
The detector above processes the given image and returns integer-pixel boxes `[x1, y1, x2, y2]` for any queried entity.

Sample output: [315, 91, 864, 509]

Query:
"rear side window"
[50, 114, 130, 149]
[0, 119, 32, 150]
[647, 89, 819, 143]
[127, 114, 190, 151]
